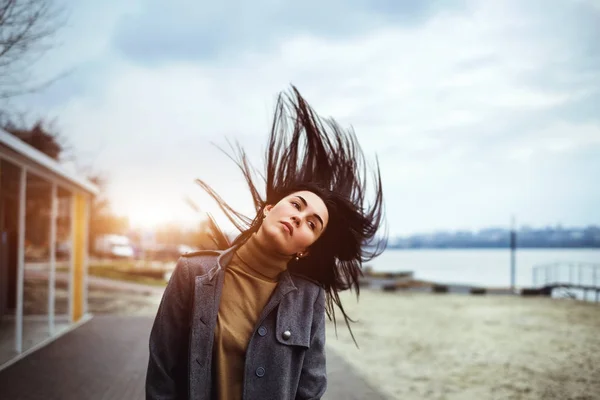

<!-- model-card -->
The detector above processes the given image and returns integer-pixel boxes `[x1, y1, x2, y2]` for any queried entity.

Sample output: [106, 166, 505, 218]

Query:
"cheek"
[266, 207, 281, 223]
[264, 209, 287, 237]
[268, 204, 289, 220]
[294, 229, 317, 248]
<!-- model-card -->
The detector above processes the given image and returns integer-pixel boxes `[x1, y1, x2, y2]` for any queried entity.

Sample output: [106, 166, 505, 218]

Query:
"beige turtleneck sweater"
[213, 234, 291, 400]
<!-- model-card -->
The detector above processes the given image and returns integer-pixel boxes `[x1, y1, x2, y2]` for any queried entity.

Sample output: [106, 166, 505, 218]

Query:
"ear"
[264, 204, 274, 216]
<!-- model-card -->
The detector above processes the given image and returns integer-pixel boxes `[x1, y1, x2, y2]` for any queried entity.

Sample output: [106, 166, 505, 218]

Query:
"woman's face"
[256, 190, 329, 257]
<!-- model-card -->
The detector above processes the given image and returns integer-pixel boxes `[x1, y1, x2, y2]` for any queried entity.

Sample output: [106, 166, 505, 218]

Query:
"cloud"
[111, 0, 465, 65]
[23, 0, 599, 235]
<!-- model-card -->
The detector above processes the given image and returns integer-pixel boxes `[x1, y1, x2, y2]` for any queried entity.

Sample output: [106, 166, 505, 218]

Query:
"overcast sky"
[10, 0, 600, 236]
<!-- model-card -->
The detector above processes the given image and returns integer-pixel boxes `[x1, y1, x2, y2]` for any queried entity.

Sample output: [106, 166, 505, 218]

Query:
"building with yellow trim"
[0, 129, 98, 369]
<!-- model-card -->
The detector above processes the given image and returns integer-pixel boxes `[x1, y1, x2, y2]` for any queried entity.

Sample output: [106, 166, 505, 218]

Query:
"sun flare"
[127, 205, 176, 230]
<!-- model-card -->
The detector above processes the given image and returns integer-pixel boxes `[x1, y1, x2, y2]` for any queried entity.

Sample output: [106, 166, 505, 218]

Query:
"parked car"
[94, 234, 135, 259]
[146, 243, 198, 261]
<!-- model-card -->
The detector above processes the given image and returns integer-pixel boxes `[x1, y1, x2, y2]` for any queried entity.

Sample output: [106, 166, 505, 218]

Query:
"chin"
[262, 223, 292, 254]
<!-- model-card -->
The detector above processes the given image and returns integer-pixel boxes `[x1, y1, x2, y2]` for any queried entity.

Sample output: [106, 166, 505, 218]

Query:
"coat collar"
[201, 245, 239, 286]
[217, 244, 239, 269]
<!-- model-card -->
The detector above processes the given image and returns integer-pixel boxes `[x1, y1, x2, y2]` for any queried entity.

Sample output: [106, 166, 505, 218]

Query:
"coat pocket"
[274, 297, 312, 348]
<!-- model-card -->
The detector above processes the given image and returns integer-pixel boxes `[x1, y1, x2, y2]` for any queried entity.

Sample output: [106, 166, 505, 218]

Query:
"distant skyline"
[10, 0, 600, 236]
[390, 223, 600, 236]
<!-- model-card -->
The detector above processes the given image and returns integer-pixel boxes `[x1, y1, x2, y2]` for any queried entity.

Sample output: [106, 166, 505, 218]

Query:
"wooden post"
[70, 193, 87, 323]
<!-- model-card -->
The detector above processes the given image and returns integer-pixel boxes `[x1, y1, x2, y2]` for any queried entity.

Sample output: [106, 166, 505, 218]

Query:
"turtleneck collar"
[234, 233, 291, 280]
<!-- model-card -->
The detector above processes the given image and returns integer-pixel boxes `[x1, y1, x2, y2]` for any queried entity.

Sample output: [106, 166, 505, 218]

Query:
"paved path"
[0, 315, 388, 400]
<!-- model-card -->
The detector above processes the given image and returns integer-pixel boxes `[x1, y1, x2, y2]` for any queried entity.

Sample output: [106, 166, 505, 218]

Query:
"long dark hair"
[195, 86, 387, 344]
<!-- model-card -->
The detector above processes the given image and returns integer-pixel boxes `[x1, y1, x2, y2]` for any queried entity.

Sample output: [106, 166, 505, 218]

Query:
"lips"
[281, 221, 294, 236]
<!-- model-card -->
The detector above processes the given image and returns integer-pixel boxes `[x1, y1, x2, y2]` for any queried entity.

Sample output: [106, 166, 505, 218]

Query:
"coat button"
[258, 326, 267, 337]
[256, 367, 265, 377]
[282, 330, 291, 340]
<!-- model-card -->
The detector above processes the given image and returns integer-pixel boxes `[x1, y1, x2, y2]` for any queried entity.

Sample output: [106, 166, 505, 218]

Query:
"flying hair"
[195, 85, 388, 346]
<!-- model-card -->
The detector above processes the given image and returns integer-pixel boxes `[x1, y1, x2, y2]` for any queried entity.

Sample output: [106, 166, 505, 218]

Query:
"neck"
[234, 233, 292, 280]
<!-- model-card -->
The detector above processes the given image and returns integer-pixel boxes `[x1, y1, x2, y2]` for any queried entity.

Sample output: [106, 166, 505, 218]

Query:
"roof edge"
[0, 129, 99, 195]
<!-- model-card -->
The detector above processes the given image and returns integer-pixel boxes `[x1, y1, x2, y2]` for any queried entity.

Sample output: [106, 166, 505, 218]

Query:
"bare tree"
[0, 0, 65, 99]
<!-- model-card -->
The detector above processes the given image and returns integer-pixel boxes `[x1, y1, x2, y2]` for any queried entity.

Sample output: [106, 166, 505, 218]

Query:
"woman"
[145, 86, 387, 400]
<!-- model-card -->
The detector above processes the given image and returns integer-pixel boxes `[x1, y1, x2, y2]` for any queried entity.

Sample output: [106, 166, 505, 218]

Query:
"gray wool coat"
[145, 245, 327, 400]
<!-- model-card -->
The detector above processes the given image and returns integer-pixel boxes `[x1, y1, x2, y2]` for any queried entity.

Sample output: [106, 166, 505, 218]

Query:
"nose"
[291, 215, 300, 227]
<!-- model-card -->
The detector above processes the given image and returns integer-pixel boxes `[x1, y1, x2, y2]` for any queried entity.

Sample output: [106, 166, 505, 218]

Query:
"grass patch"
[56, 261, 170, 288]
[88, 266, 167, 287]
[56, 265, 167, 287]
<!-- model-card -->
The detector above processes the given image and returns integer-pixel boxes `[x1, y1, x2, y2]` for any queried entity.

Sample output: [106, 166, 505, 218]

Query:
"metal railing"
[532, 262, 600, 302]
[532, 262, 600, 288]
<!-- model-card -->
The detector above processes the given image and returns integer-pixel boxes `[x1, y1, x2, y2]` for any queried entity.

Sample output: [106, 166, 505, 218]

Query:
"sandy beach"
[325, 290, 600, 400]
[22, 278, 600, 399]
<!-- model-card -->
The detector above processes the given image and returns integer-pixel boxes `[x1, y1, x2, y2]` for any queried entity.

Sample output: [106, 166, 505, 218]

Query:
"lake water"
[367, 248, 600, 289]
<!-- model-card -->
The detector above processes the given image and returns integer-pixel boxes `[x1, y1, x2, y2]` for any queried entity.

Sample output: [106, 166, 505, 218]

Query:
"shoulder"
[179, 249, 223, 276]
[290, 272, 321, 290]
[181, 249, 222, 259]
[290, 273, 326, 303]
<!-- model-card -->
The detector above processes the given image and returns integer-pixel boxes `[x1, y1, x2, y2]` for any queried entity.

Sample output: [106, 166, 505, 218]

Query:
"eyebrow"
[295, 195, 324, 230]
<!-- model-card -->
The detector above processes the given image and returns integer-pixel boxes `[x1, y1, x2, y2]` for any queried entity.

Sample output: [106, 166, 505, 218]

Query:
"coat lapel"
[254, 269, 298, 328]
[191, 245, 237, 363]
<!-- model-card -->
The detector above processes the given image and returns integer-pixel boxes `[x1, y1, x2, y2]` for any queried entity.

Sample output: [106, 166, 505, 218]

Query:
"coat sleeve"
[145, 256, 192, 400]
[295, 287, 327, 400]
